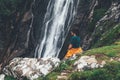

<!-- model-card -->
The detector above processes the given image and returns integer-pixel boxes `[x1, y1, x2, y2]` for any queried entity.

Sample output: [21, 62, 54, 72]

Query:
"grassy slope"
[5, 41, 120, 80]
[85, 42, 120, 58]
[69, 40, 120, 80]
[39, 40, 120, 80]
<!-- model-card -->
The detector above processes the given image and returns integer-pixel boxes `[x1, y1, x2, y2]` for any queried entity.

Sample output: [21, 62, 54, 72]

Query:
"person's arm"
[68, 37, 74, 50]
[68, 44, 72, 50]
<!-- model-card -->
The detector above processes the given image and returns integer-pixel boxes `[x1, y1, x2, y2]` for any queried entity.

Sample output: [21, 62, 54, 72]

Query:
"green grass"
[36, 41, 120, 80]
[4, 76, 16, 80]
[85, 44, 120, 58]
[36, 72, 59, 80]
[68, 61, 120, 80]
[114, 40, 120, 45]
[35, 59, 77, 80]
[69, 69, 111, 80]
[42, 41, 120, 80]
[54, 62, 70, 72]
[83, 40, 120, 61]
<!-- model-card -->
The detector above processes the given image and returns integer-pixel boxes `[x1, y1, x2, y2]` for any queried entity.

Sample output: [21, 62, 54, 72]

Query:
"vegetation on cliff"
[92, 23, 120, 47]
[0, 0, 120, 80]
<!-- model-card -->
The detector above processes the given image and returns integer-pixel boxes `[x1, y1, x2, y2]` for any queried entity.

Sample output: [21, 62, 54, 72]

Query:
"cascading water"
[35, 0, 79, 58]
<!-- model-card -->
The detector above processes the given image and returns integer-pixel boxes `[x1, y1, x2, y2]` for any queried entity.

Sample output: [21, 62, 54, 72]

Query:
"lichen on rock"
[3, 57, 60, 80]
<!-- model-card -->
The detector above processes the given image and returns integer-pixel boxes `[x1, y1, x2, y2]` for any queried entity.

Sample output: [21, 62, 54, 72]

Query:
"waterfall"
[35, 0, 79, 58]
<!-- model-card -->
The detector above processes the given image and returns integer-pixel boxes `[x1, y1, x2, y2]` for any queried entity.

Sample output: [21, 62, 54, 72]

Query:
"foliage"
[65, 59, 76, 66]
[69, 69, 111, 80]
[85, 44, 120, 58]
[69, 61, 120, 80]
[4, 75, 29, 80]
[93, 9, 107, 22]
[93, 24, 120, 47]
[0, 0, 24, 16]
[36, 72, 59, 80]
[36, 42, 120, 80]
[37, 60, 75, 80]
[88, 8, 107, 32]
[114, 40, 120, 45]
[4, 76, 16, 80]
[54, 60, 72, 72]
[104, 61, 120, 76]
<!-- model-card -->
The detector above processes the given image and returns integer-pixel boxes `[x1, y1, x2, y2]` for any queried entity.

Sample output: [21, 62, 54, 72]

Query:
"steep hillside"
[38, 40, 120, 80]
[76, 0, 120, 49]
[59, 0, 120, 59]
[0, 0, 120, 79]
[0, 0, 120, 76]
[3, 40, 120, 80]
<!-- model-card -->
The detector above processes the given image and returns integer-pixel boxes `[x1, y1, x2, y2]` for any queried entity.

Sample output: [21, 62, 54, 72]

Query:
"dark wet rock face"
[0, 0, 120, 69]
[0, 0, 34, 70]
[60, 0, 120, 59]
[0, 0, 51, 71]
[71, 0, 120, 49]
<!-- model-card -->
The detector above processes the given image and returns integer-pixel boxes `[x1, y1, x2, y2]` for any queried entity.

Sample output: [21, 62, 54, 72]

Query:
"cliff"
[0, 0, 120, 79]
[72, 0, 120, 50]
[0, 0, 34, 71]
[0, 0, 120, 74]
[59, 0, 120, 59]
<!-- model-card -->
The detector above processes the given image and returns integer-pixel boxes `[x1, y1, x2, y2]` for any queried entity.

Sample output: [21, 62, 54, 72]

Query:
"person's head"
[70, 28, 79, 36]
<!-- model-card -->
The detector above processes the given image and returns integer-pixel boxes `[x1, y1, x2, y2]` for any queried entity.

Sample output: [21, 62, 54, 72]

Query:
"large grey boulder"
[0, 74, 5, 80]
[74, 55, 106, 71]
[3, 57, 60, 80]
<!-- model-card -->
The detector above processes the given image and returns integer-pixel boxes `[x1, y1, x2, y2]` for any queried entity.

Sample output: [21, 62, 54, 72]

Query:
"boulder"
[0, 74, 5, 80]
[3, 57, 60, 80]
[74, 55, 106, 71]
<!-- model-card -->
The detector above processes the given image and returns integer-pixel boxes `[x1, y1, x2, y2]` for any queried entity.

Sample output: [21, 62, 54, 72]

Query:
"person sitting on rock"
[64, 28, 83, 59]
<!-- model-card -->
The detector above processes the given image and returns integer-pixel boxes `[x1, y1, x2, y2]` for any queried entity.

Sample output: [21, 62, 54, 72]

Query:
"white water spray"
[35, 0, 79, 58]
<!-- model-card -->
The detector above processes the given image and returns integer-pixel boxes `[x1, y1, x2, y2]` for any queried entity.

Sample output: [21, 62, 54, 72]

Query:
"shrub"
[115, 73, 120, 80]
[88, 8, 107, 32]
[104, 61, 120, 76]
[37, 72, 59, 80]
[69, 61, 120, 80]
[69, 69, 111, 80]
[0, 0, 23, 16]
[54, 59, 74, 72]
[4, 76, 16, 80]
[54, 62, 69, 72]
